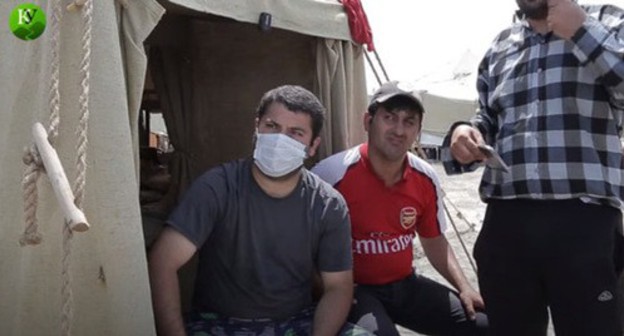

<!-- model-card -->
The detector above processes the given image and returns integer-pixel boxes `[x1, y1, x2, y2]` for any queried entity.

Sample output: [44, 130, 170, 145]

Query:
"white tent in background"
[413, 49, 480, 147]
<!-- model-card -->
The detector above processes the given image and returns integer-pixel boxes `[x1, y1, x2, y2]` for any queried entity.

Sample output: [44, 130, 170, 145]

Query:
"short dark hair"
[256, 85, 326, 140]
[368, 95, 423, 116]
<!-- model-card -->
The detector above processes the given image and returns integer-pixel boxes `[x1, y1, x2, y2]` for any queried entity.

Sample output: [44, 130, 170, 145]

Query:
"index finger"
[463, 299, 477, 320]
[466, 140, 488, 162]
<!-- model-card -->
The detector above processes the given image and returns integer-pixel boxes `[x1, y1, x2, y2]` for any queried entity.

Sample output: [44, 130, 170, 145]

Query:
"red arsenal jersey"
[312, 144, 447, 285]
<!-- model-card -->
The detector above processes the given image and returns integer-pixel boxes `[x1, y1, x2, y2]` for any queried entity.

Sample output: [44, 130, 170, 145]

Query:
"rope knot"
[66, 0, 86, 12]
[19, 232, 43, 246]
[22, 146, 43, 168]
[21, 143, 44, 246]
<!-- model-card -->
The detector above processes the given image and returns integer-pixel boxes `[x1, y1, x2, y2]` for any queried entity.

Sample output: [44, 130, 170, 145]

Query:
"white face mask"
[253, 133, 308, 178]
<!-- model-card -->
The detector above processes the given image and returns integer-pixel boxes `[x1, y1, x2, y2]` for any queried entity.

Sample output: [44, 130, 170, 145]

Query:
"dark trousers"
[348, 273, 488, 335]
[185, 307, 373, 335]
[474, 199, 622, 336]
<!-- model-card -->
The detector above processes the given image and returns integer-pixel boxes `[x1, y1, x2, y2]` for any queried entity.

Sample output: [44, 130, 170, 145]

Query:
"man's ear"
[363, 112, 372, 132]
[251, 118, 260, 146]
[417, 113, 423, 133]
[307, 136, 322, 158]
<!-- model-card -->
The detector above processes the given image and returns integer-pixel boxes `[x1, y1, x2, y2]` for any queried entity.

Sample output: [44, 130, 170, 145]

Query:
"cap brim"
[374, 92, 425, 113]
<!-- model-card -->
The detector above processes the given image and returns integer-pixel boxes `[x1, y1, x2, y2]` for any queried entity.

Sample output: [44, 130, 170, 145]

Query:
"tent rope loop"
[20, 145, 44, 246]
[19, 0, 65, 247]
[61, 223, 74, 336]
[62, 0, 93, 334]
[66, 0, 86, 12]
[22, 145, 43, 166]
[73, 0, 92, 209]
[47, 0, 62, 147]
[20, 0, 93, 334]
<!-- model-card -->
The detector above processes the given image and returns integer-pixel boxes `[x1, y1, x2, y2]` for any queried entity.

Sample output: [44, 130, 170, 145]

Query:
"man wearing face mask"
[443, 0, 624, 334]
[148, 85, 368, 336]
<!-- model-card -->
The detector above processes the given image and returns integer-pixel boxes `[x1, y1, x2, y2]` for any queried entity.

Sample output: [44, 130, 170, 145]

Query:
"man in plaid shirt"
[443, 0, 624, 334]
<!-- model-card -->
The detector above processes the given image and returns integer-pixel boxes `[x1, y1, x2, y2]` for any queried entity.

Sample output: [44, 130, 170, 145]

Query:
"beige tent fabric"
[167, 0, 352, 41]
[315, 39, 368, 159]
[420, 91, 478, 138]
[0, 0, 163, 335]
[1, 0, 367, 333]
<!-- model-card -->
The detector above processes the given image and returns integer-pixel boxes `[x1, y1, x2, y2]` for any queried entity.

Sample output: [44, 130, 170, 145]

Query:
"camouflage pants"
[186, 307, 373, 336]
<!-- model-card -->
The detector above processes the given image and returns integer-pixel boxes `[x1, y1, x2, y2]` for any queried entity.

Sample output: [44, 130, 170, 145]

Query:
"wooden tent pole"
[32, 122, 89, 232]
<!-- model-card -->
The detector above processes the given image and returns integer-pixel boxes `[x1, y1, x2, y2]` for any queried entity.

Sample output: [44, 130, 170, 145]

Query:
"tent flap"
[166, 0, 353, 41]
[0, 0, 164, 334]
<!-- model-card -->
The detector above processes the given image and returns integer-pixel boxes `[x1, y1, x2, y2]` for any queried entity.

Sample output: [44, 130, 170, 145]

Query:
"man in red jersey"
[313, 81, 487, 335]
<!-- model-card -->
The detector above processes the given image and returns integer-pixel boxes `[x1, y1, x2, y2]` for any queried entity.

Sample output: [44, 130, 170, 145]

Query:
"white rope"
[61, 0, 93, 334]
[72, 0, 92, 209]
[60, 222, 74, 336]
[20, 145, 43, 246]
[47, 0, 62, 147]
[19, 0, 93, 333]
[20, 0, 64, 247]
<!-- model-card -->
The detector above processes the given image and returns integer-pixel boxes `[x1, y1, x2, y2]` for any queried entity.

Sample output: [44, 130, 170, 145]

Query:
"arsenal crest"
[400, 207, 417, 229]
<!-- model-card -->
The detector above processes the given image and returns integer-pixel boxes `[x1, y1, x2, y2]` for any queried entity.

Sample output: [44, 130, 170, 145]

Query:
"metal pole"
[373, 50, 390, 82]
[364, 50, 382, 86]
[442, 199, 478, 275]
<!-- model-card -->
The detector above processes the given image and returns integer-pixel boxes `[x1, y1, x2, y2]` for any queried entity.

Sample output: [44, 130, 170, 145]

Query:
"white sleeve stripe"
[311, 146, 361, 187]
[407, 154, 448, 233]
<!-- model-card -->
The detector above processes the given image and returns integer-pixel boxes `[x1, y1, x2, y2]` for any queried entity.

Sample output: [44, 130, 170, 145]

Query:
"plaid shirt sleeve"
[571, 5, 624, 101]
[441, 4, 624, 208]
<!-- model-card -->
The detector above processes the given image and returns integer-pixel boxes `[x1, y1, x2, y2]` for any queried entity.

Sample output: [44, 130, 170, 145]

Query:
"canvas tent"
[0, 0, 367, 334]
[419, 90, 478, 146]
[414, 50, 479, 148]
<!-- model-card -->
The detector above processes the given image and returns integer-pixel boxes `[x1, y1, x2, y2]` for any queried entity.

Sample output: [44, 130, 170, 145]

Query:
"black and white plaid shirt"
[443, 4, 624, 209]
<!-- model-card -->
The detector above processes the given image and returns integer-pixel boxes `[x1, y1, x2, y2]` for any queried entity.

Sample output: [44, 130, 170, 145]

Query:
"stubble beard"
[376, 139, 408, 164]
